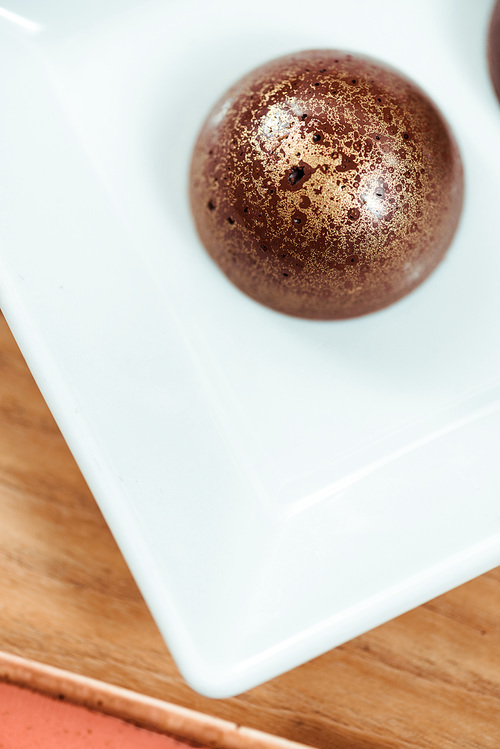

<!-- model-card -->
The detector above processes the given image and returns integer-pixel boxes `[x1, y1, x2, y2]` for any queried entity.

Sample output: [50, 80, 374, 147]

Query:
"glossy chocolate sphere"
[489, 0, 500, 103]
[189, 50, 464, 319]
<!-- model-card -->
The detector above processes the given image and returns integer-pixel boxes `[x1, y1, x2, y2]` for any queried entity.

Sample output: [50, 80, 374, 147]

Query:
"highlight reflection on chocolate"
[190, 50, 464, 320]
[489, 0, 500, 103]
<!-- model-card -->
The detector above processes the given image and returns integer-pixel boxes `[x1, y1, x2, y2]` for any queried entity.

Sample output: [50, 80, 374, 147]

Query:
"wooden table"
[0, 311, 499, 749]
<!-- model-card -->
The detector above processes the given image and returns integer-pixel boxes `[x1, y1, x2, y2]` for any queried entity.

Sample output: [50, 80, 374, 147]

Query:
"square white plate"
[1, 0, 500, 698]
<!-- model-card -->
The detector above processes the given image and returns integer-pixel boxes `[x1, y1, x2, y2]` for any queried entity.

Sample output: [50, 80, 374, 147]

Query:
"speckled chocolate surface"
[489, 1, 500, 104]
[189, 50, 464, 319]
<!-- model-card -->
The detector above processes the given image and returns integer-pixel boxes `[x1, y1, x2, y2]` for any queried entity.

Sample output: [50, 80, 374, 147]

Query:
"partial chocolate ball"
[189, 50, 464, 319]
[489, 0, 500, 103]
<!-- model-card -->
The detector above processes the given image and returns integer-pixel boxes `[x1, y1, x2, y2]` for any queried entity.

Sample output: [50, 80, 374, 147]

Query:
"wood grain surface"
[0, 311, 499, 749]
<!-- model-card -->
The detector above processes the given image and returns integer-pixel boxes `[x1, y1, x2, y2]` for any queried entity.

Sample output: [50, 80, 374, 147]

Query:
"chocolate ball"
[489, 0, 500, 104]
[189, 50, 464, 319]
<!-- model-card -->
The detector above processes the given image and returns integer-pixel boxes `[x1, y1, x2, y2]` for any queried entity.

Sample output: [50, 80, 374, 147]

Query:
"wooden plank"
[0, 312, 499, 749]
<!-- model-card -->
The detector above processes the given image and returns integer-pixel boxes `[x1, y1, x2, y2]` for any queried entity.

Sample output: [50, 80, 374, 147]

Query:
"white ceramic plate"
[1, 0, 500, 698]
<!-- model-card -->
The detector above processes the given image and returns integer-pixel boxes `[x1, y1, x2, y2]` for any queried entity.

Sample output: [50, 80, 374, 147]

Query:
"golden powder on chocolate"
[190, 50, 464, 319]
